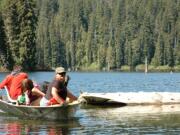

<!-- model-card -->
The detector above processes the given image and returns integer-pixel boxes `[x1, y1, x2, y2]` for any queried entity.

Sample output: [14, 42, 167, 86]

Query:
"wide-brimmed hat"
[55, 67, 66, 74]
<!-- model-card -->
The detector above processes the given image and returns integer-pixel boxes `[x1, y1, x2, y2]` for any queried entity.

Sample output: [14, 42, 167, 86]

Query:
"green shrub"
[81, 62, 100, 71]
[174, 65, 180, 72]
[121, 65, 130, 72]
[135, 64, 145, 72]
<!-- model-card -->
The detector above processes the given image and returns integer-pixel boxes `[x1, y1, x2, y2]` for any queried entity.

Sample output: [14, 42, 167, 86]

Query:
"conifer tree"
[2, 0, 19, 65]
[17, 0, 37, 70]
[0, 12, 13, 69]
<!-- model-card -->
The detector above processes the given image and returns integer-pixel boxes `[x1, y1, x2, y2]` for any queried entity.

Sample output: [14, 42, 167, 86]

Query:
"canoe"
[79, 92, 180, 105]
[0, 86, 79, 120]
[0, 99, 79, 120]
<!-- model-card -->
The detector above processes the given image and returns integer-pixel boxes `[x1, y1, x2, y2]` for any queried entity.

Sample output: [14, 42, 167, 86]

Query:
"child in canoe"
[17, 79, 45, 106]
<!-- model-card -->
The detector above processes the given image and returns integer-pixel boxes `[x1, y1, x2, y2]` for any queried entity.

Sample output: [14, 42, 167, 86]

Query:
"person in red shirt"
[0, 66, 28, 100]
[0, 66, 23, 90]
[9, 72, 28, 100]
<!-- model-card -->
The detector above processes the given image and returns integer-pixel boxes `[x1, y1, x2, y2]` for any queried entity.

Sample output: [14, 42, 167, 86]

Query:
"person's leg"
[30, 97, 42, 106]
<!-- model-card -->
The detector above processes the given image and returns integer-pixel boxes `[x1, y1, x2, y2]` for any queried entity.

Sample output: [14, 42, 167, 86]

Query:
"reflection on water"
[79, 104, 180, 134]
[81, 104, 180, 116]
[0, 113, 81, 135]
[1, 105, 180, 134]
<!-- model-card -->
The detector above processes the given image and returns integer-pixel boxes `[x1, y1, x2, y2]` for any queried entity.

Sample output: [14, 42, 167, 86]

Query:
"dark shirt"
[45, 80, 67, 100]
[39, 81, 50, 94]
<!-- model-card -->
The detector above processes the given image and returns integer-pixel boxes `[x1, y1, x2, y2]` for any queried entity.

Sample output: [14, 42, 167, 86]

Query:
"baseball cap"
[55, 67, 66, 74]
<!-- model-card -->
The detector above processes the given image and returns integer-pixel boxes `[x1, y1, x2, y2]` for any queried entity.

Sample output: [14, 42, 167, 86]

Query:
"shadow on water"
[0, 111, 81, 135]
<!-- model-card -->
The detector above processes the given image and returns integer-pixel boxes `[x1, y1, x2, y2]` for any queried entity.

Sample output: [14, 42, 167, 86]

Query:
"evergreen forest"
[0, 0, 180, 72]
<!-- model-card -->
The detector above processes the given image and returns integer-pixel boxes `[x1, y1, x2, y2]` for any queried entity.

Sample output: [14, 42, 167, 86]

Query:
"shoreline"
[0, 65, 179, 73]
[0, 70, 179, 73]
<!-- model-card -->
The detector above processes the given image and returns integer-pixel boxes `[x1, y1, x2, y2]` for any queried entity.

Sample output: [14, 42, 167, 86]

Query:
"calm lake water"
[0, 72, 180, 134]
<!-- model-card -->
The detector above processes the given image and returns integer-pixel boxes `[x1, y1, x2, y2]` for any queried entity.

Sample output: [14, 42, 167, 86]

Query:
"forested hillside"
[0, 0, 180, 71]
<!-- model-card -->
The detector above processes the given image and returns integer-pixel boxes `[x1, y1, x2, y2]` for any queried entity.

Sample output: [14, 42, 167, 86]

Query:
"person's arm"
[51, 87, 64, 104]
[32, 87, 45, 97]
[25, 93, 30, 105]
[67, 89, 77, 102]
[0, 76, 10, 89]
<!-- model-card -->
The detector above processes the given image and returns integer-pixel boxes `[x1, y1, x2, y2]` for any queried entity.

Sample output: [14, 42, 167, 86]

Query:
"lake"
[0, 72, 180, 134]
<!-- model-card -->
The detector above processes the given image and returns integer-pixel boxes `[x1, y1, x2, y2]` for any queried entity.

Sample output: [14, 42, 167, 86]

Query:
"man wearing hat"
[40, 67, 77, 106]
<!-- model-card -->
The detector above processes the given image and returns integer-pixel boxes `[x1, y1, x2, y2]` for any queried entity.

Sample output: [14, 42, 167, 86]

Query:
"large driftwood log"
[79, 92, 180, 105]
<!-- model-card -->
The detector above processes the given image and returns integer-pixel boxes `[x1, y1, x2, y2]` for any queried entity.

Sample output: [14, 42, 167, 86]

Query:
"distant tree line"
[0, 0, 37, 70]
[0, 0, 180, 71]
